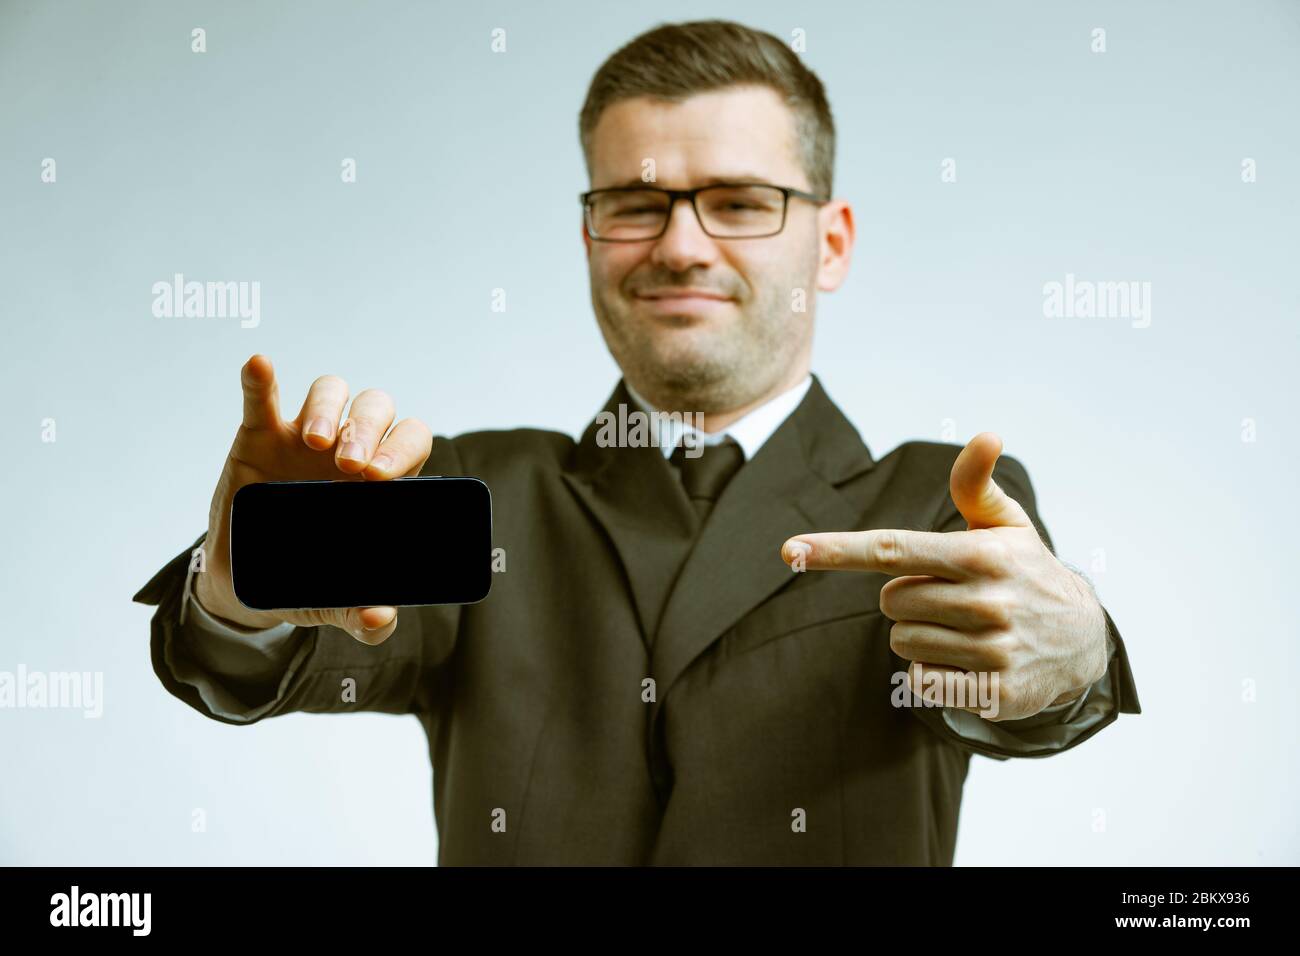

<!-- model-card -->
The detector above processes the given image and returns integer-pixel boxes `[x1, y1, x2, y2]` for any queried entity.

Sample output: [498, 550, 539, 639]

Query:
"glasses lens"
[696, 185, 785, 237]
[588, 189, 672, 240]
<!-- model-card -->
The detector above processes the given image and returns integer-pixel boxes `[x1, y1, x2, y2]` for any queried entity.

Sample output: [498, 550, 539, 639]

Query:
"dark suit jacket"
[135, 374, 1140, 864]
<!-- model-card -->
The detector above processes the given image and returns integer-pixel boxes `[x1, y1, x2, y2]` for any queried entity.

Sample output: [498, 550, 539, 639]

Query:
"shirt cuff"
[181, 533, 296, 639]
[940, 637, 1116, 754]
[185, 561, 298, 644]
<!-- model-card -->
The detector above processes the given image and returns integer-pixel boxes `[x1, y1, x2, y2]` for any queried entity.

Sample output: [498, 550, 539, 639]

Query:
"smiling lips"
[636, 287, 730, 300]
[634, 288, 734, 313]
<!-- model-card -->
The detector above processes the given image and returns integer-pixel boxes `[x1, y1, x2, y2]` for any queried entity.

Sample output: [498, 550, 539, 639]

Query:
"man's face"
[583, 84, 850, 414]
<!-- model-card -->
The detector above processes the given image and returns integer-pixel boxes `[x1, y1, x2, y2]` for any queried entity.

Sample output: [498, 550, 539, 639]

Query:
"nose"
[649, 195, 719, 272]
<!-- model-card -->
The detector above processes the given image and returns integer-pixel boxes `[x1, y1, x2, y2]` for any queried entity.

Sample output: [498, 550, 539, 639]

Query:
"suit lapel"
[561, 374, 879, 722]
[647, 375, 877, 731]
[560, 380, 700, 645]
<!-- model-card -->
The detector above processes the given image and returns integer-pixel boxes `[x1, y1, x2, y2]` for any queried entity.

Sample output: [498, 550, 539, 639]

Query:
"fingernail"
[306, 417, 332, 441]
[362, 609, 394, 630]
[341, 441, 365, 463]
[783, 540, 811, 561]
[370, 454, 393, 474]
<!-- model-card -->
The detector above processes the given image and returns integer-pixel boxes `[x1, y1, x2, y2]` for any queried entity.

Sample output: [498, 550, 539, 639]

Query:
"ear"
[816, 199, 855, 293]
[581, 217, 592, 259]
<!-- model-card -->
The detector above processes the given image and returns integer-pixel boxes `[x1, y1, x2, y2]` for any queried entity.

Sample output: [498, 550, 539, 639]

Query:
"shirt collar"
[624, 374, 813, 460]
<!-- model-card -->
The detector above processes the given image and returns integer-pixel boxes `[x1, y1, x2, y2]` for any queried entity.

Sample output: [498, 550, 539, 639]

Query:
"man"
[135, 19, 1140, 865]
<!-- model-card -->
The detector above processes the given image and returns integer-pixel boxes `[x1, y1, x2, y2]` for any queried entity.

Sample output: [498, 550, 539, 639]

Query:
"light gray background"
[1, 0, 1296, 865]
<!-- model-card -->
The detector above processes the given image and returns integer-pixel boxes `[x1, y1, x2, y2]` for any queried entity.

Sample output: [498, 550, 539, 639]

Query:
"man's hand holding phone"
[195, 354, 434, 645]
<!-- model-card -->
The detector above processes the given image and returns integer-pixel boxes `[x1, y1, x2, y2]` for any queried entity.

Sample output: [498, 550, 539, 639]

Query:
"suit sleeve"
[133, 436, 465, 725]
[905, 451, 1142, 760]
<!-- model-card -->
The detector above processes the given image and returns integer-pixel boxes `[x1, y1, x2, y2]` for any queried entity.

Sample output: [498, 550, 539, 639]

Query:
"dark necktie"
[670, 437, 745, 526]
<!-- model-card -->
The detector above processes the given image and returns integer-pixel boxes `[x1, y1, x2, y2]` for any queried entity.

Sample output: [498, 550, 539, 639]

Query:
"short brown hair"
[579, 19, 836, 198]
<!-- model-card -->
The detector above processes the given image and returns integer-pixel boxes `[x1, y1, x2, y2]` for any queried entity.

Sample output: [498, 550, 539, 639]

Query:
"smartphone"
[229, 476, 492, 611]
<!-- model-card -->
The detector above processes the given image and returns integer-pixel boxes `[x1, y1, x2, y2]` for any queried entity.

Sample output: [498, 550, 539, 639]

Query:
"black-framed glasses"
[579, 183, 830, 241]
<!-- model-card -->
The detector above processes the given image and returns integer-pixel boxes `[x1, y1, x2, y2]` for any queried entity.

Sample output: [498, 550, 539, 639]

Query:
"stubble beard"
[593, 270, 813, 414]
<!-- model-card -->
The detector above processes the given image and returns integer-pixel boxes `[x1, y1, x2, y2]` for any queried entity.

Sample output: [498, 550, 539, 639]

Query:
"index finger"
[780, 529, 981, 580]
[240, 354, 282, 431]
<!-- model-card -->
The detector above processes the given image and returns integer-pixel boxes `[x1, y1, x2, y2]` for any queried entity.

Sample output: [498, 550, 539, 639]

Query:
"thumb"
[330, 606, 398, 645]
[949, 432, 1032, 530]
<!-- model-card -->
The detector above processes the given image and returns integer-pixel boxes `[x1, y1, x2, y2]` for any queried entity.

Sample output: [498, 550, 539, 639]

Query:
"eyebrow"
[602, 173, 775, 189]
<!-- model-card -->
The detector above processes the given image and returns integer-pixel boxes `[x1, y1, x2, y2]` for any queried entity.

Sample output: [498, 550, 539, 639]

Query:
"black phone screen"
[229, 476, 492, 610]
